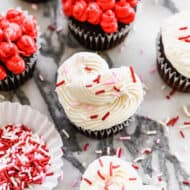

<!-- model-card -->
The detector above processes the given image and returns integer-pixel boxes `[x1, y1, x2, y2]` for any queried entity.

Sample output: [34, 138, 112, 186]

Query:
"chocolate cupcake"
[80, 156, 161, 190]
[62, 0, 138, 51]
[157, 12, 190, 92]
[0, 9, 39, 91]
[56, 52, 143, 139]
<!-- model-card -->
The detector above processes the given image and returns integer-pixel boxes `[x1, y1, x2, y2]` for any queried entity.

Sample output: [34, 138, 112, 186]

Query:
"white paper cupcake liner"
[0, 102, 63, 190]
[0, 7, 41, 91]
[68, 19, 131, 51]
[156, 34, 190, 92]
[74, 117, 133, 139]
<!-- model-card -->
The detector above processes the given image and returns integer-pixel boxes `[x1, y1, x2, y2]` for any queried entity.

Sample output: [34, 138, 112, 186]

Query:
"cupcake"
[22, 0, 50, 3]
[61, 0, 138, 51]
[0, 9, 39, 91]
[80, 156, 161, 190]
[56, 52, 143, 138]
[157, 11, 190, 92]
[0, 102, 63, 190]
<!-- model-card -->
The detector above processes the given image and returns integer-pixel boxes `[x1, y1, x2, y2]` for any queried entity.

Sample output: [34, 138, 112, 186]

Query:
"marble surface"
[1, 0, 190, 190]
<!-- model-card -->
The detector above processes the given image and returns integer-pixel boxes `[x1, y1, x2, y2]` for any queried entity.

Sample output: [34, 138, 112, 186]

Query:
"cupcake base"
[0, 54, 37, 91]
[68, 18, 131, 51]
[156, 35, 190, 92]
[74, 118, 133, 139]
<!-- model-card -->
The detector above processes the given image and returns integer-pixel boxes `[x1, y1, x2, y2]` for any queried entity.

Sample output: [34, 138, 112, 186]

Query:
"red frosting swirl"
[6, 9, 26, 25]
[0, 42, 18, 61]
[0, 65, 7, 80]
[72, 0, 87, 22]
[22, 18, 38, 39]
[62, 0, 74, 17]
[5, 55, 25, 74]
[86, 2, 102, 25]
[0, 15, 9, 29]
[17, 35, 37, 57]
[100, 10, 118, 33]
[3, 23, 22, 42]
[127, 0, 138, 7]
[97, 0, 115, 11]
[115, 1, 135, 24]
[0, 29, 3, 43]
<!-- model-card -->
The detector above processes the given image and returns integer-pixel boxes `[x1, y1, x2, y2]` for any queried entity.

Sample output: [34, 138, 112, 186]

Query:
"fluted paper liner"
[68, 19, 131, 51]
[156, 34, 190, 92]
[0, 102, 63, 190]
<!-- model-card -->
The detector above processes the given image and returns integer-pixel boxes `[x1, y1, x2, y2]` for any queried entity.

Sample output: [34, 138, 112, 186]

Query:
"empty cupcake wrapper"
[156, 34, 190, 92]
[68, 19, 131, 51]
[74, 118, 133, 139]
[0, 102, 63, 190]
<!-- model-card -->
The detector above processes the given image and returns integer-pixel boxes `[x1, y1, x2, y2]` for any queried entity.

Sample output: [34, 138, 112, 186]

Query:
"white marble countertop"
[1, 0, 190, 190]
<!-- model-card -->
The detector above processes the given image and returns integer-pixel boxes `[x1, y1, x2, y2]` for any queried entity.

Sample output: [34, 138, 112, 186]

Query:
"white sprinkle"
[31, 4, 38, 10]
[133, 155, 145, 162]
[183, 105, 190, 117]
[146, 130, 157, 135]
[95, 150, 103, 154]
[107, 146, 111, 155]
[161, 85, 166, 90]
[179, 125, 190, 129]
[156, 138, 160, 144]
[59, 171, 64, 181]
[0, 94, 5, 100]
[61, 129, 70, 139]
[38, 74, 44, 81]
[119, 136, 131, 141]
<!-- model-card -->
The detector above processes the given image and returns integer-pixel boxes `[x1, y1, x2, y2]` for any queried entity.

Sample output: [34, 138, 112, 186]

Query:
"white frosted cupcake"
[80, 156, 161, 190]
[56, 52, 143, 138]
[157, 11, 190, 92]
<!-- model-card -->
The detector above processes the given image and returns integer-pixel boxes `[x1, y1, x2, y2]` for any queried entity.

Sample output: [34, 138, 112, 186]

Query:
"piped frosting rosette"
[56, 52, 143, 138]
[80, 156, 161, 190]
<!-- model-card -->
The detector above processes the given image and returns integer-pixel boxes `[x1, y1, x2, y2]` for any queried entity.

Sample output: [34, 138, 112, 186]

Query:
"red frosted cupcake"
[0, 9, 39, 91]
[62, 0, 138, 51]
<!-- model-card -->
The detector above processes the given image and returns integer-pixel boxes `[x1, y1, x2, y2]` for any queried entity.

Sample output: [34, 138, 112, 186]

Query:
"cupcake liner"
[0, 7, 41, 91]
[68, 18, 131, 51]
[73, 117, 133, 139]
[156, 34, 190, 92]
[0, 102, 63, 190]
[22, 0, 51, 3]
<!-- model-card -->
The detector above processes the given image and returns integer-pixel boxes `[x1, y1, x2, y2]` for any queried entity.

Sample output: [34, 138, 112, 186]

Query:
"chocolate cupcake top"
[161, 11, 190, 78]
[62, 0, 138, 33]
[0, 9, 38, 81]
[80, 156, 160, 190]
[56, 52, 143, 131]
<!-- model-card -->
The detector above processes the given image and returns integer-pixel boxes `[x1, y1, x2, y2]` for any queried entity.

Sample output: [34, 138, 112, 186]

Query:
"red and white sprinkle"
[119, 136, 131, 141]
[83, 143, 89, 152]
[116, 147, 122, 158]
[61, 129, 70, 139]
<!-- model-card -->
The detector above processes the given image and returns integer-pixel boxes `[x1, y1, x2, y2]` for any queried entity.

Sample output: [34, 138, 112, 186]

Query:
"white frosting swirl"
[80, 156, 160, 190]
[56, 52, 143, 131]
[161, 11, 190, 78]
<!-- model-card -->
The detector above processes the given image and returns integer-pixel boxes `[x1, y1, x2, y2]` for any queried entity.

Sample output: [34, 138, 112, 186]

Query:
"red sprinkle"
[97, 170, 105, 180]
[113, 86, 120, 92]
[102, 112, 110, 121]
[84, 66, 92, 72]
[56, 80, 65, 87]
[116, 147, 122, 158]
[83, 178, 92, 185]
[178, 35, 190, 40]
[112, 164, 120, 169]
[129, 178, 137, 181]
[129, 66, 136, 83]
[48, 25, 56, 31]
[95, 90, 105, 95]
[85, 84, 93, 88]
[109, 162, 113, 177]
[182, 180, 190, 185]
[98, 159, 104, 167]
[158, 176, 163, 182]
[90, 115, 98, 119]
[143, 148, 152, 155]
[184, 122, 190, 125]
[166, 116, 179, 126]
[93, 75, 101, 84]
[46, 172, 54, 176]
[179, 26, 188, 30]
[132, 164, 139, 170]
[179, 130, 185, 138]
[83, 143, 89, 151]
[166, 89, 175, 99]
